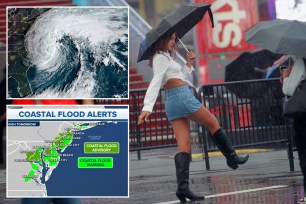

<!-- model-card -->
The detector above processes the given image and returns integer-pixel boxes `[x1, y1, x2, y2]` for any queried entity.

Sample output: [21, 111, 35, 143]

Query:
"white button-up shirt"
[142, 51, 194, 112]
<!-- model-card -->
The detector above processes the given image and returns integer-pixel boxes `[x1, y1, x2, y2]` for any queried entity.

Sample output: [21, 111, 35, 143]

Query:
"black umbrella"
[246, 19, 306, 58]
[225, 50, 282, 81]
[224, 49, 282, 98]
[137, 3, 214, 62]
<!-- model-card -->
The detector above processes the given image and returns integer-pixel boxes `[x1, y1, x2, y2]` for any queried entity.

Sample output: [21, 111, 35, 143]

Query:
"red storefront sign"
[194, 0, 260, 84]
[195, 0, 259, 54]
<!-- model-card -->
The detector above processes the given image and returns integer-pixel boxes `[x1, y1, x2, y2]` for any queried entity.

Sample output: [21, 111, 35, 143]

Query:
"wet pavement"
[0, 148, 304, 204]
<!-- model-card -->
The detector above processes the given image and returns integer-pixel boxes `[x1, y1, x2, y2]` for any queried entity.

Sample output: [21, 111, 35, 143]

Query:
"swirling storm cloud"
[8, 8, 128, 99]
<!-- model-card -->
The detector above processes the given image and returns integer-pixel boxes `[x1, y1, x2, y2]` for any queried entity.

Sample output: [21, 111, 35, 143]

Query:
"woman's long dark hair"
[148, 29, 176, 67]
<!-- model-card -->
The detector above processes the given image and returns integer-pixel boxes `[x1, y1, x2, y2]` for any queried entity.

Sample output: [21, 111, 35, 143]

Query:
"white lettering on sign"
[211, 0, 247, 48]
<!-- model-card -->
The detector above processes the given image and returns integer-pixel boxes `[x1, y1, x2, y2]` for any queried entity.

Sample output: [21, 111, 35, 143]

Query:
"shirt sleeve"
[142, 54, 169, 112]
[282, 58, 306, 96]
[181, 64, 194, 80]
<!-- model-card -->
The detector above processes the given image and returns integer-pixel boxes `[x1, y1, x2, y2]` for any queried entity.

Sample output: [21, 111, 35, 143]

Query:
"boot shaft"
[212, 128, 236, 158]
[174, 152, 205, 202]
[174, 152, 190, 187]
[212, 128, 249, 169]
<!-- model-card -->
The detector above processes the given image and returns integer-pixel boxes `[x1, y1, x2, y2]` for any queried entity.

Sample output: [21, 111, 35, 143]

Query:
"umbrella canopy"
[137, 3, 214, 62]
[246, 19, 306, 58]
[225, 49, 282, 99]
[225, 49, 282, 82]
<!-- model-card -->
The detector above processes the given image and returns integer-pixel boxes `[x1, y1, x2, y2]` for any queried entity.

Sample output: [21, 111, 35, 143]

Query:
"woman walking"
[138, 29, 249, 202]
[281, 56, 306, 203]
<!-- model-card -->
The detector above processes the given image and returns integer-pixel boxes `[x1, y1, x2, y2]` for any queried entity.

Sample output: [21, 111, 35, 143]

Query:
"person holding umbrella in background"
[281, 56, 306, 203]
[137, 4, 249, 202]
[265, 55, 289, 79]
[246, 18, 306, 203]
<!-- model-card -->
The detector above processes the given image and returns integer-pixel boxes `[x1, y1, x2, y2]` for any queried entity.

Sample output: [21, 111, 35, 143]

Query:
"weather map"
[7, 105, 129, 197]
[7, 7, 128, 99]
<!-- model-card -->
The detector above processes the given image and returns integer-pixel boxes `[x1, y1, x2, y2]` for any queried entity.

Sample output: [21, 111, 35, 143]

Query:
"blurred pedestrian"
[138, 29, 249, 202]
[280, 56, 306, 203]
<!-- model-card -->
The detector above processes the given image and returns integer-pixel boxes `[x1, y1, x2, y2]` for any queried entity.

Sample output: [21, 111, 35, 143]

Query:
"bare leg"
[170, 118, 191, 153]
[186, 105, 220, 134]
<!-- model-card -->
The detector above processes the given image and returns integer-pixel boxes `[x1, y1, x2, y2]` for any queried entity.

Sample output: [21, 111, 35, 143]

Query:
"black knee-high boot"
[212, 128, 249, 170]
[174, 152, 204, 202]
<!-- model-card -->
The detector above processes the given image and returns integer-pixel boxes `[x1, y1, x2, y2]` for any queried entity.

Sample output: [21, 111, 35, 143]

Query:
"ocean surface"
[45, 121, 128, 196]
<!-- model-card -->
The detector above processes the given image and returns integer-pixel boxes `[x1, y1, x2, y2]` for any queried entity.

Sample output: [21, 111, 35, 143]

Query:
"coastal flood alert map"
[7, 106, 128, 197]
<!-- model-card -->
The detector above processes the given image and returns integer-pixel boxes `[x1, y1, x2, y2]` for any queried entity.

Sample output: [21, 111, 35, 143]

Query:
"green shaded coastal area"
[75, 124, 90, 131]
[24, 126, 75, 183]
[52, 129, 74, 152]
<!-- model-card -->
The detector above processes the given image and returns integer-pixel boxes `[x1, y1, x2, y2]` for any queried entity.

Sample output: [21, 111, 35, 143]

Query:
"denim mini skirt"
[165, 85, 202, 121]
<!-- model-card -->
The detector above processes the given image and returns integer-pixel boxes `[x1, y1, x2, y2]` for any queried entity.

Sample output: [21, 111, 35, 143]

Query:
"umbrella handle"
[178, 38, 190, 52]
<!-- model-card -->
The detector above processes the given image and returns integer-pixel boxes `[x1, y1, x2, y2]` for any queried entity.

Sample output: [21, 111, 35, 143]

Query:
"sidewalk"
[0, 148, 304, 204]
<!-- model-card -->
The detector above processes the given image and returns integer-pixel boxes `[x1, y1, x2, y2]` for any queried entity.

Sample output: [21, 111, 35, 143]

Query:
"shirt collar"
[159, 51, 170, 56]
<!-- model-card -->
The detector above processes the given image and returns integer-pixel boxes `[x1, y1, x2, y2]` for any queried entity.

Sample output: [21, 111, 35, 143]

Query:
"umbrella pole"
[178, 38, 189, 52]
